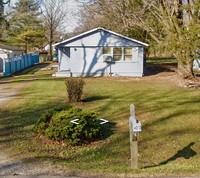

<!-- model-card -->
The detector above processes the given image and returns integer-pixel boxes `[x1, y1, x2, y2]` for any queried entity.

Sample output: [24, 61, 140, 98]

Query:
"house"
[0, 44, 24, 59]
[193, 60, 200, 71]
[0, 44, 24, 73]
[53, 27, 148, 77]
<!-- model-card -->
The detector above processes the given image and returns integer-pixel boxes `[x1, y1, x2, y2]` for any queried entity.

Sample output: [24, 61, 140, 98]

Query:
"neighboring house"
[0, 44, 24, 72]
[193, 60, 200, 71]
[0, 44, 24, 59]
[53, 27, 148, 77]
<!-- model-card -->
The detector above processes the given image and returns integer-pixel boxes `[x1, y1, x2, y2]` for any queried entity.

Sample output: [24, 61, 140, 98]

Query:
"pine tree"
[8, 0, 45, 53]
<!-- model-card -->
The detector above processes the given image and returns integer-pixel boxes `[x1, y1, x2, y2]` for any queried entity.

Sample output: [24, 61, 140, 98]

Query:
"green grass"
[0, 63, 200, 177]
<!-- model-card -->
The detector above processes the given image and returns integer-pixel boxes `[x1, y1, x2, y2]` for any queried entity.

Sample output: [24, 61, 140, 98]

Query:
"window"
[102, 47, 133, 62]
[103, 47, 112, 54]
[113, 47, 122, 61]
[124, 47, 132, 61]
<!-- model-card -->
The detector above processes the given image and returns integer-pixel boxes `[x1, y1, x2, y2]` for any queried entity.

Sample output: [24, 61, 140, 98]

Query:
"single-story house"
[0, 44, 24, 59]
[53, 27, 148, 77]
[0, 44, 24, 72]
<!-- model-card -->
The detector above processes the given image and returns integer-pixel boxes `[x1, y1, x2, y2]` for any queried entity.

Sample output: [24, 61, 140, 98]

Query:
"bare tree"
[41, 0, 68, 60]
[134, 0, 200, 79]
[84, 0, 200, 79]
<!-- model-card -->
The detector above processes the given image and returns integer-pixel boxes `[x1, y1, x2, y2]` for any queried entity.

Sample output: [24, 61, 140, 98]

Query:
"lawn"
[0, 63, 200, 177]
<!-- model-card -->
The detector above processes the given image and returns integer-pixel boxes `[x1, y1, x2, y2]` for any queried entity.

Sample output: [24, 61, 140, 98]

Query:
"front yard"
[0, 63, 200, 177]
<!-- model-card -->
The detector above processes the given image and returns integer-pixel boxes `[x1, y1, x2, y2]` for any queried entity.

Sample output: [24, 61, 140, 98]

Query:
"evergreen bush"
[34, 105, 101, 145]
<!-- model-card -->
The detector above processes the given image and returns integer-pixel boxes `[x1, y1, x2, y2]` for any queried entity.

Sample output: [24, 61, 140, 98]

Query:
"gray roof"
[0, 44, 24, 52]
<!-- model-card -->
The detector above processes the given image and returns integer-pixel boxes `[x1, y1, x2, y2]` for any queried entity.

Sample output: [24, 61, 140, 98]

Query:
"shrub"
[34, 105, 72, 134]
[65, 78, 85, 102]
[34, 106, 101, 145]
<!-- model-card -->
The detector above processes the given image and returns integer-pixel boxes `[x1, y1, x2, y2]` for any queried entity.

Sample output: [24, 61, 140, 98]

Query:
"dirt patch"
[117, 62, 199, 88]
[0, 152, 69, 176]
[0, 82, 27, 106]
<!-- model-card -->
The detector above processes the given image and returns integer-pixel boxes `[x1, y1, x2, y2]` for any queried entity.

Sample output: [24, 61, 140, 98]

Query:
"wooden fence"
[3, 53, 39, 77]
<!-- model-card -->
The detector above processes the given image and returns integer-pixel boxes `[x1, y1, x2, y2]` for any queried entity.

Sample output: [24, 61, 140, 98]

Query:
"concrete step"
[52, 70, 71, 77]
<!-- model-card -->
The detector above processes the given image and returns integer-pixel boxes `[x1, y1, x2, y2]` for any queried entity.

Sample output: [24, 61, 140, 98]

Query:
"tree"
[82, 0, 200, 79]
[0, 0, 10, 18]
[8, 0, 45, 53]
[79, 0, 150, 50]
[132, 0, 200, 78]
[0, 0, 10, 41]
[40, 0, 67, 60]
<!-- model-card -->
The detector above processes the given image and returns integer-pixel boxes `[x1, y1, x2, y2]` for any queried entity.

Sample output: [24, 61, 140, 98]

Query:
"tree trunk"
[177, 61, 195, 79]
[49, 24, 53, 61]
[49, 41, 53, 61]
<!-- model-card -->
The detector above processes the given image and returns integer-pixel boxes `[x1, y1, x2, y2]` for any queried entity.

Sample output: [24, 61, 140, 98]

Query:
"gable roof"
[0, 44, 24, 53]
[54, 27, 149, 47]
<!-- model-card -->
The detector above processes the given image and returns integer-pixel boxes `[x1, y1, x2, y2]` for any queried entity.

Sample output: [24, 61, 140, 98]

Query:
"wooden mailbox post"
[129, 104, 142, 169]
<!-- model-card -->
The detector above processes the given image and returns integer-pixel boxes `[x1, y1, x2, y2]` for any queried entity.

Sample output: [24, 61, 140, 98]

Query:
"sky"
[6, 0, 92, 33]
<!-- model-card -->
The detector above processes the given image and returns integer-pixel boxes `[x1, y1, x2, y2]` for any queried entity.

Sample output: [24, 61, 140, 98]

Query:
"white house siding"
[60, 30, 141, 48]
[0, 52, 8, 59]
[58, 47, 70, 71]
[67, 46, 144, 77]
[70, 47, 107, 77]
[110, 47, 144, 77]
[0, 50, 22, 59]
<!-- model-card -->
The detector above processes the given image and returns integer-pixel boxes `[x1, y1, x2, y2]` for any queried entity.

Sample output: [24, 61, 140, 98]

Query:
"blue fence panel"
[24, 55, 28, 68]
[3, 53, 40, 77]
[17, 60, 21, 71]
[34, 54, 39, 63]
[15, 61, 17, 72]
[31, 55, 34, 64]
[3, 62, 11, 76]
[21, 56, 25, 69]
[28, 55, 31, 67]
[11, 61, 16, 74]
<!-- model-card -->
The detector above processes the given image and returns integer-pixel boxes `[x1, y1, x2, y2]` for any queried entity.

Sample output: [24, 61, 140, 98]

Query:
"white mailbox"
[130, 116, 142, 133]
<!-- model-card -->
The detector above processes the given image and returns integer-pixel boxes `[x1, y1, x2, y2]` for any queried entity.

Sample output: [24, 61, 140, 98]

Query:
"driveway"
[0, 65, 72, 176]
[0, 82, 25, 106]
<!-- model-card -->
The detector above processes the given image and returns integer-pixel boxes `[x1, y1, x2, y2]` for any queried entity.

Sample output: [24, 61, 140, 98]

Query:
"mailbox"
[130, 116, 142, 133]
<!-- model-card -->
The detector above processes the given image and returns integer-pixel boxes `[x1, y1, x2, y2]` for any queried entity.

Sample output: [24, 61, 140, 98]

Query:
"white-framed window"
[103, 47, 112, 55]
[102, 47, 137, 62]
[124, 47, 132, 61]
[113, 47, 122, 61]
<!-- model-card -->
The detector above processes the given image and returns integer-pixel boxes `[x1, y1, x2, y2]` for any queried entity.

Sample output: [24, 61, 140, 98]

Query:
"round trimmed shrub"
[34, 105, 101, 145]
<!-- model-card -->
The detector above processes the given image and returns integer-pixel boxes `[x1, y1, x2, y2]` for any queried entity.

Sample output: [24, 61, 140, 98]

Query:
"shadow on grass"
[13, 63, 50, 76]
[0, 75, 65, 85]
[82, 95, 110, 102]
[143, 142, 197, 169]
[0, 102, 67, 146]
[35, 131, 130, 168]
[0, 62, 60, 84]
[144, 62, 177, 76]
[99, 121, 116, 141]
